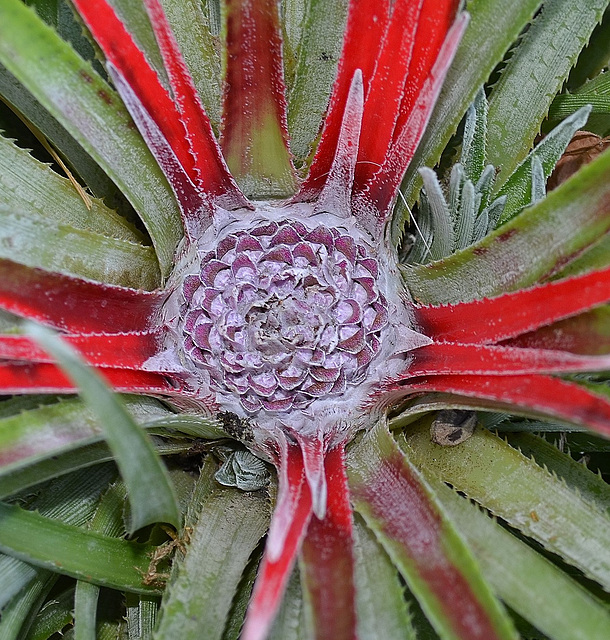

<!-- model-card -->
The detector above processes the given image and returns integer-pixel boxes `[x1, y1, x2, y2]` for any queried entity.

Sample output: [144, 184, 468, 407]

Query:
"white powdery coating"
[180, 218, 389, 414]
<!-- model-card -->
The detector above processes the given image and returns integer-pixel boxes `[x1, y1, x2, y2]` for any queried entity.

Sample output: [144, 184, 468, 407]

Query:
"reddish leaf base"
[242, 440, 312, 640]
[299, 445, 357, 640]
[349, 437, 508, 640]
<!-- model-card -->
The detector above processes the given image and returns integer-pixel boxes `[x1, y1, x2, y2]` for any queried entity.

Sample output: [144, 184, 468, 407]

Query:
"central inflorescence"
[179, 220, 389, 414]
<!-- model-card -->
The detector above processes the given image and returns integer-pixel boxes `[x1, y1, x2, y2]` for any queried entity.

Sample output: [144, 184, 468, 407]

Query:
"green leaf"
[0, 67, 136, 220]
[486, 0, 608, 189]
[496, 105, 592, 223]
[0, 572, 57, 640]
[0, 396, 171, 480]
[505, 431, 610, 514]
[0, 0, 183, 276]
[352, 514, 416, 640]
[0, 131, 144, 242]
[125, 594, 159, 640]
[0, 209, 160, 288]
[410, 458, 610, 640]
[0, 501, 160, 594]
[403, 419, 610, 591]
[24, 586, 74, 640]
[404, 146, 610, 304]
[268, 567, 307, 640]
[286, 0, 348, 167]
[0, 464, 116, 611]
[25, 324, 180, 532]
[396, 0, 544, 239]
[347, 420, 518, 640]
[154, 457, 270, 640]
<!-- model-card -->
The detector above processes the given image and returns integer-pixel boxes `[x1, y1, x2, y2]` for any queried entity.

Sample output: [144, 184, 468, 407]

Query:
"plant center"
[179, 220, 389, 413]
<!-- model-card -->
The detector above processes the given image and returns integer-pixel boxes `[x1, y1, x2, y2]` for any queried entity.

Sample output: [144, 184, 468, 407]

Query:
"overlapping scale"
[180, 222, 388, 413]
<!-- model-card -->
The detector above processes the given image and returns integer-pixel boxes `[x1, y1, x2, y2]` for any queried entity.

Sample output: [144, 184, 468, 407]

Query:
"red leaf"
[0, 332, 161, 370]
[352, 0, 424, 191]
[298, 0, 391, 200]
[415, 267, 610, 345]
[503, 307, 610, 355]
[300, 444, 357, 640]
[242, 438, 313, 640]
[0, 362, 171, 395]
[72, 0, 196, 180]
[408, 342, 610, 376]
[0, 260, 164, 334]
[221, 0, 296, 193]
[354, 12, 467, 218]
[106, 65, 211, 234]
[142, 0, 248, 211]
[406, 374, 610, 438]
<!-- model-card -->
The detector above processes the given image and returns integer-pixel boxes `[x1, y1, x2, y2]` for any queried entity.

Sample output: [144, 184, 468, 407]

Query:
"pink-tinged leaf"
[242, 438, 313, 640]
[353, 13, 468, 219]
[221, 0, 296, 197]
[408, 342, 610, 377]
[107, 64, 212, 237]
[0, 362, 172, 395]
[406, 374, 610, 438]
[0, 260, 164, 334]
[347, 421, 517, 640]
[142, 0, 248, 211]
[0, 331, 161, 370]
[352, 0, 424, 191]
[503, 306, 610, 355]
[300, 444, 357, 640]
[313, 70, 364, 219]
[415, 267, 610, 345]
[298, 0, 391, 200]
[72, 0, 196, 178]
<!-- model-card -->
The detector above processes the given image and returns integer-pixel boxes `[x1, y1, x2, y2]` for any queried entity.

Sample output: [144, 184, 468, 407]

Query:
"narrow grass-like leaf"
[405, 453, 610, 640]
[397, 0, 543, 238]
[0, 210, 160, 289]
[404, 147, 610, 304]
[25, 324, 180, 531]
[496, 106, 591, 223]
[0, 0, 183, 275]
[154, 456, 270, 640]
[404, 419, 610, 590]
[0, 502, 159, 594]
[0, 131, 143, 242]
[287, 0, 348, 166]
[1, 463, 116, 610]
[486, 0, 607, 189]
[25, 586, 74, 640]
[347, 420, 518, 640]
[0, 572, 56, 640]
[352, 514, 416, 640]
[75, 480, 127, 640]
[125, 594, 159, 640]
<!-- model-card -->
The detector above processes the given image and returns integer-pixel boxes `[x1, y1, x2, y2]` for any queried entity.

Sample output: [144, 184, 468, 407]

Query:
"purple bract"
[179, 220, 388, 413]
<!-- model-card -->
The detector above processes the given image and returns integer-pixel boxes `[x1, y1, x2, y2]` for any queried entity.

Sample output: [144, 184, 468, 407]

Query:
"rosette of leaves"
[0, 1, 610, 640]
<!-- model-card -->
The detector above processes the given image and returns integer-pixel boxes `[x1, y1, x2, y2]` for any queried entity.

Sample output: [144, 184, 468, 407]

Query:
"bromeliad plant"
[1, 0, 610, 638]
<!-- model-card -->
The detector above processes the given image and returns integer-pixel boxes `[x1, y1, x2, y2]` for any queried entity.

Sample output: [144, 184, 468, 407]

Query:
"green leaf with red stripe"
[403, 417, 610, 591]
[221, 0, 297, 197]
[347, 419, 518, 640]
